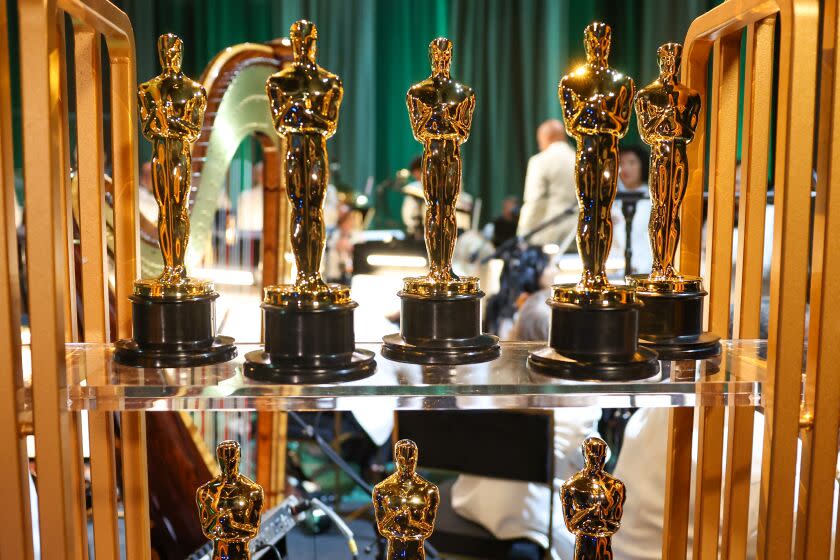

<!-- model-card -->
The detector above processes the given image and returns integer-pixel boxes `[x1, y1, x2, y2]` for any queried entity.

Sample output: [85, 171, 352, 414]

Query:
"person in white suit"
[516, 119, 578, 248]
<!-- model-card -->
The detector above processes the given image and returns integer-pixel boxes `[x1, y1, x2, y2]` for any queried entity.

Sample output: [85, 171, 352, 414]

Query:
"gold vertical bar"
[121, 412, 150, 557]
[0, 0, 34, 557]
[55, 13, 89, 557]
[74, 26, 108, 342]
[56, 16, 77, 344]
[74, 22, 121, 559]
[722, 17, 775, 560]
[679, 41, 711, 278]
[758, 1, 819, 557]
[796, 0, 840, 555]
[662, 407, 693, 559]
[106, 13, 152, 558]
[693, 33, 741, 560]
[661, 29, 716, 560]
[733, 20, 774, 339]
[18, 0, 78, 556]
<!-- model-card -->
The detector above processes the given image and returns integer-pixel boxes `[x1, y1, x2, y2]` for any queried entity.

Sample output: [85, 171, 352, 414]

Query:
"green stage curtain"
[117, 0, 717, 225]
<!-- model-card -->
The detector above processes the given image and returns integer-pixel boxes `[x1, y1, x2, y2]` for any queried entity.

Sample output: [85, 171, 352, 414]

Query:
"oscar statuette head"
[583, 22, 611, 64]
[157, 33, 183, 74]
[657, 42, 682, 83]
[290, 19, 318, 64]
[394, 439, 419, 474]
[582, 436, 608, 470]
[429, 37, 453, 77]
[217, 440, 241, 479]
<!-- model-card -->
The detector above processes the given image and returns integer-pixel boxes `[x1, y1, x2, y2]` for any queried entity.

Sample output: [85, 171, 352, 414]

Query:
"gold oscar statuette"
[633, 42, 702, 292]
[381, 37, 498, 365]
[561, 437, 626, 560]
[114, 34, 236, 368]
[244, 20, 374, 382]
[404, 37, 477, 297]
[555, 21, 635, 303]
[373, 440, 440, 560]
[136, 33, 211, 298]
[196, 441, 264, 560]
[265, 19, 346, 307]
[626, 43, 720, 360]
[528, 22, 658, 379]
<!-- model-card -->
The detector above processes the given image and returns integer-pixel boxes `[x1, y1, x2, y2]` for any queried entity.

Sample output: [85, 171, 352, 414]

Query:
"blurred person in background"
[325, 201, 363, 285]
[401, 156, 424, 239]
[488, 196, 520, 248]
[516, 119, 577, 249]
[618, 145, 652, 274]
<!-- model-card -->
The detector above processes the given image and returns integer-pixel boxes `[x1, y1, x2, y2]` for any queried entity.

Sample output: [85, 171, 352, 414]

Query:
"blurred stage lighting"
[194, 267, 255, 286]
[365, 254, 427, 268]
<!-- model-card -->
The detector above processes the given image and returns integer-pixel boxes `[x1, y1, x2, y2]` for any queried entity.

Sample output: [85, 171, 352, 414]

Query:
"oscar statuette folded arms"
[627, 43, 720, 359]
[373, 440, 439, 560]
[114, 34, 236, 367]
[197, 441, 264, 560]
[561, 437, 626, 560]
[244, 20, 374, 383]
[528, 22, 658, 380]
[381, 38, 499, 365]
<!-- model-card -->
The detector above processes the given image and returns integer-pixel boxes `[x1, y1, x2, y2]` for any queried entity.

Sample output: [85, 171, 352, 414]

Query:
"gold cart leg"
[722, 17, 775, 560]
[0, 3, 33, 557]
[662, 406, 693, 559]
[693, 33, 741, 560]
[758, 2, 819, 558]
[18, 2, 86, 555]
[122, 413, 151, 556]
[74, 21, 121, 558]
[98, 3, 151, 554]
[667, 22, 717, 557]
[795, 1, 840, 556]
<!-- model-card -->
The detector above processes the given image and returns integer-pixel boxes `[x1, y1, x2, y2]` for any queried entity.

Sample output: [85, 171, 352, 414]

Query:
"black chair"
[396, 410, 555, 560]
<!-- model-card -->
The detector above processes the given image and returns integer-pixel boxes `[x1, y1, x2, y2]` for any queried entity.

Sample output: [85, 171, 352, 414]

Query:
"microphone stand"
[615, 190, 646, 277]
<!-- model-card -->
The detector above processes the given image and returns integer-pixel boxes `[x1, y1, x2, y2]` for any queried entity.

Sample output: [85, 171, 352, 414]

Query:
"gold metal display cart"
[1, 0, 839, 558]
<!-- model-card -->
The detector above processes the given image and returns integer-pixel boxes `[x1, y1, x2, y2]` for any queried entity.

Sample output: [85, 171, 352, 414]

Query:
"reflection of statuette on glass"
[373, 440, 439, 560]
[528, 22, 657, 380]
[197, 441, 264, 560]
[244, 20, 374, 383]
[114, 34, 235, 368]
[561, 437, 625, 560]
[627, 43, 720, 359]
[382, 38, 498, 365]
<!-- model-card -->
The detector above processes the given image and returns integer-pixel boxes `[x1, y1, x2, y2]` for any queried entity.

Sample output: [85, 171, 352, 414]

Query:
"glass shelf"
[52, 340, 765, 411]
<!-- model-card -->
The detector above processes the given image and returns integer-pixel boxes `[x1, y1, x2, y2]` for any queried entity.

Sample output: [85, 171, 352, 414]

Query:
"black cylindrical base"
[243, 301, 376, 384]
[635, 290, 721, 360]
[114, 293, 236, 368]
[528, 301, 659, 381]
[381, 292, 500, 365]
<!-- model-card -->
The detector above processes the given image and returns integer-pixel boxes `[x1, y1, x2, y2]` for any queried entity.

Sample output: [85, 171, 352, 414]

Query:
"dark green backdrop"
[117, 0, 718, 224]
